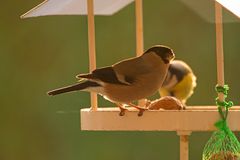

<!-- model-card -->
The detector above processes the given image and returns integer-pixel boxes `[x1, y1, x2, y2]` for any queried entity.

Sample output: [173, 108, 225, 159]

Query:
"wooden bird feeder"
[22, 1, 240, 160]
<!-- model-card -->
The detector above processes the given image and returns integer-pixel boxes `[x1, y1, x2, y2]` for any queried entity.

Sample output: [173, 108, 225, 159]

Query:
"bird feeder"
[21, 1, 240, 160]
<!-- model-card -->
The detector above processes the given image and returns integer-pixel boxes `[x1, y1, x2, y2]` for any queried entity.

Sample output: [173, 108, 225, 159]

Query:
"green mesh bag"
[203, 120, 240, 160]
[202, 85, 240, 160]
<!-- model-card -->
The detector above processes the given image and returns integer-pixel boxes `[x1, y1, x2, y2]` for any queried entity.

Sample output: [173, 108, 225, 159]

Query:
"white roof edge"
[21, 0, 48, 19]
[216, 0, 240, 18]
[20, 0, 134, 19]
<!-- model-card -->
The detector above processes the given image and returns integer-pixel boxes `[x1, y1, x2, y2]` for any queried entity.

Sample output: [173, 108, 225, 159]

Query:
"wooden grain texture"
[135, 0, 145, 107]
[87, 0, 98, 110]
[135, 0, 143, 57]
[80, 106, 240, 131]
[179, 135, 189, 160]
[177, 131, 191, 160]
[215, 2, 225, 102]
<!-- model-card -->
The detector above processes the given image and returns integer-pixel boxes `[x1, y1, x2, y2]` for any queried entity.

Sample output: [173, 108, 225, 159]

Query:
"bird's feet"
[144, 99, 152, 109]
[119, 107, 128, 116]
[128, 103, 148, 116]
[116, 103, 128, 116]
[137, 108, 148, 116]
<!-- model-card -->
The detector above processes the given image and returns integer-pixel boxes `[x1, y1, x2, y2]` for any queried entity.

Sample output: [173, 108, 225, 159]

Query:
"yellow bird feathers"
[159, 60, 197, 104]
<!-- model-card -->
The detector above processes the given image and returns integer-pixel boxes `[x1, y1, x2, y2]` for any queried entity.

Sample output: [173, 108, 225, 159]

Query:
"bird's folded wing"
[76, 66, 130, 85]
[113, 56, 152, 78]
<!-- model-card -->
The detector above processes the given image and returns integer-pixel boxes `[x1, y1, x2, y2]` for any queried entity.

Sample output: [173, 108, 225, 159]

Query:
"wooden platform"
[81, 106, 240, 131]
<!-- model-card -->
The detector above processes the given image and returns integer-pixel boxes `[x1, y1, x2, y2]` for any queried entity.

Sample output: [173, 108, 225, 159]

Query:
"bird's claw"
[127, 103, 148, 116]
[137, 108, 148, 117]
[144, 100, 152, 109]
[119, 108, 128, 116]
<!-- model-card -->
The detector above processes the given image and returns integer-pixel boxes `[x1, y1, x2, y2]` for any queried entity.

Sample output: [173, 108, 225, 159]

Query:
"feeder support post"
[87, 0, 98, 110]
[215, 2, 225, 102]
[177, 131, 192, 160]
[135, 0, 145, 107]
[135, 0, 143, 57]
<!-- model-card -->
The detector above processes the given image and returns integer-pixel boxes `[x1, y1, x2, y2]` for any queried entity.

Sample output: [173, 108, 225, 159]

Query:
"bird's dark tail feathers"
[47, 81, 101, 96]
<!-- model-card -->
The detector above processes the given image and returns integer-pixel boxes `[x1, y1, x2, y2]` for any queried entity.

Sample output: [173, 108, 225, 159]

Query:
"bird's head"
[143, 45, 175, 64]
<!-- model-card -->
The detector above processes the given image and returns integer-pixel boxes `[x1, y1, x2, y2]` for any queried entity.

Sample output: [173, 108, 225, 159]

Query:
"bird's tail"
[47, 81, 101, 96]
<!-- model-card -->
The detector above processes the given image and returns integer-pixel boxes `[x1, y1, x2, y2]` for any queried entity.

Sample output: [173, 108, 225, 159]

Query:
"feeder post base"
[177, 131, 192, 160]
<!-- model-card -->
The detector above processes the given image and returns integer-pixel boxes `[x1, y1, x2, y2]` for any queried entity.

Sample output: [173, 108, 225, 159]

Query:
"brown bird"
[48, 45, 175, 116]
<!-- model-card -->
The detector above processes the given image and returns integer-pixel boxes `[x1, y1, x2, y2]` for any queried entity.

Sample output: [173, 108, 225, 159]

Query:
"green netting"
[202, 121, 240, 160]
[202, 85, 240, 160]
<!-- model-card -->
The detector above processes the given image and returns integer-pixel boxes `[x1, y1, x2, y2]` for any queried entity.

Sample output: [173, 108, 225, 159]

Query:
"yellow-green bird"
[159, 60, 197, 104]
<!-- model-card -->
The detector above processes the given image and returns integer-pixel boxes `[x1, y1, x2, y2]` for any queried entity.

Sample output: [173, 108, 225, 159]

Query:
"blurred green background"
[1, 0, 240, 160]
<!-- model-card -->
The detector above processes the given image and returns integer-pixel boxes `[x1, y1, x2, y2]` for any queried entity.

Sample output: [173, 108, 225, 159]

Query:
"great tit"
[48, 45, 175, 116]
[159, 60, 197, 104]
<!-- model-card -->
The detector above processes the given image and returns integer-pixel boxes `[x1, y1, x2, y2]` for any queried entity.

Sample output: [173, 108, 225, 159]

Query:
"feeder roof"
[21, 0, 134, 18]
[181, 0, 240, 23]
[216, 0, 240, 18]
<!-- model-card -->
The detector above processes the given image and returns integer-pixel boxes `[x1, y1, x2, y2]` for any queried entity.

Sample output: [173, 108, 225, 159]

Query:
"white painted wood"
[216, 0, 240, 18]
[80, 106, 240, 131]
[21, 0, 134, 18]
[180, 0, 240, 23]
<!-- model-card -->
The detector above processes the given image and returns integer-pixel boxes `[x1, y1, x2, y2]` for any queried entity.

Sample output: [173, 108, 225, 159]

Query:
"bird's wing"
[76, 66, 130, 85]
[112, 56, 152, 82]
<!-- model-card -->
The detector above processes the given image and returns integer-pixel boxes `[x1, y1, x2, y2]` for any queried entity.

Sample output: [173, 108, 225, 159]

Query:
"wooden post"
[135, 0, 143, 57]
[87, 0, 98, 111]
[177, 131, 192, 160]
[135, 0, 145, 107]
[215, 2, 225, 102]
